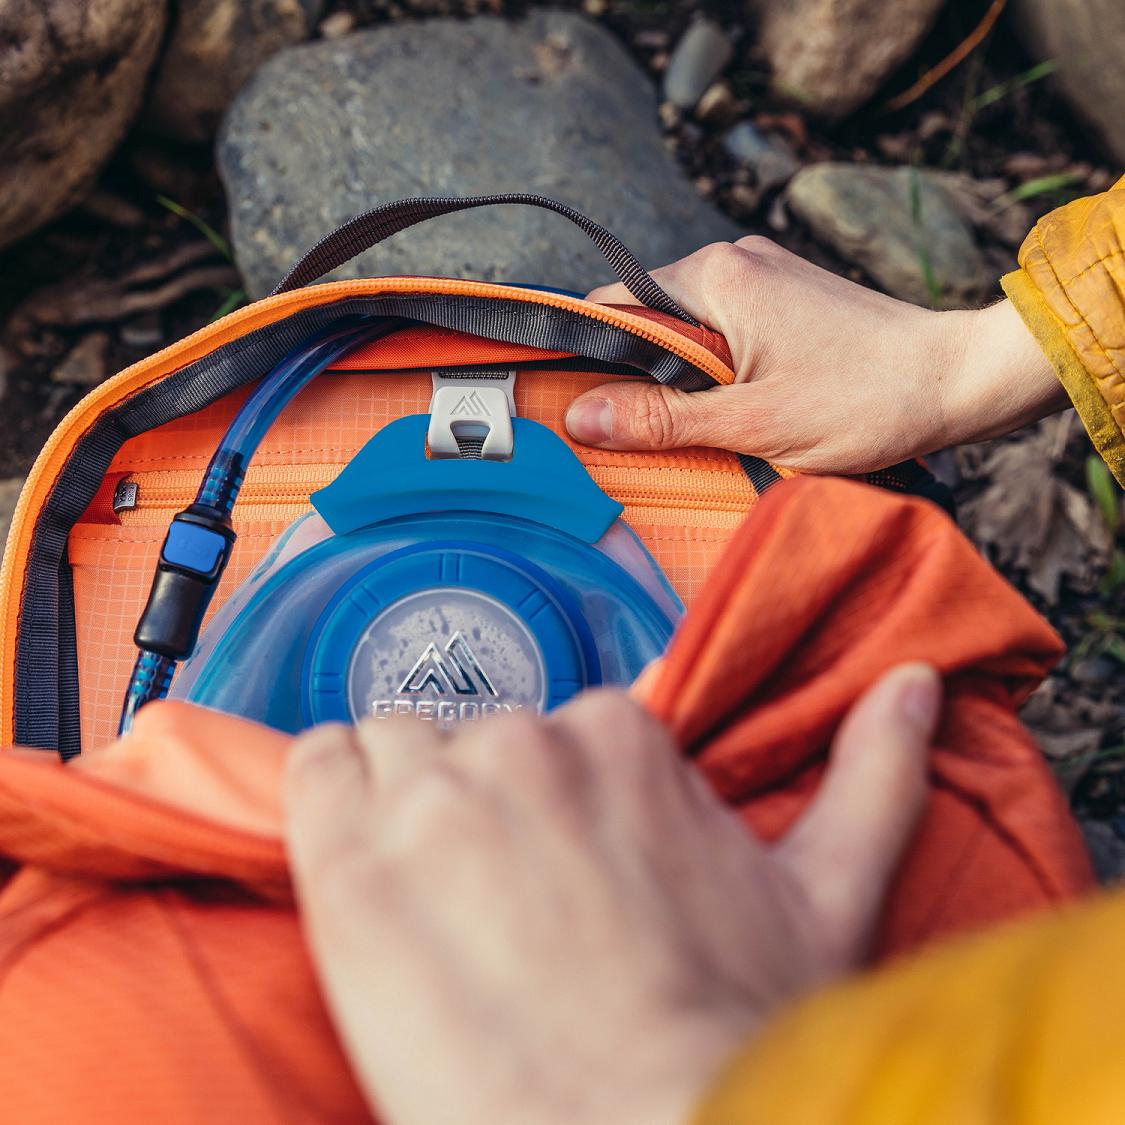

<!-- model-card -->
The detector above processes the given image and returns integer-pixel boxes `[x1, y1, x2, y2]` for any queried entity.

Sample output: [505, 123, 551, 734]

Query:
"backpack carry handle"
[270, 193, 699, 326]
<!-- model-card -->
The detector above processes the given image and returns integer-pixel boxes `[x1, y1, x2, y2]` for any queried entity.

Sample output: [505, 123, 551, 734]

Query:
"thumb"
[774, 662, 940, 967]
[566, 381, 749, 451]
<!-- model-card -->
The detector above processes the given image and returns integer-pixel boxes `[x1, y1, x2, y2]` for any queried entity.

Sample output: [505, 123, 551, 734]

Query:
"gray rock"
[0, 0, 166, 251]
[1081, 820, 1125, 885]
[787, 164, 988, 308]
[145, 0, 324, 143]
[722, 122, 800, 192]
[662, 19, 735, 111]
[748, 0, 945, 119]
[219, 13, 740, 299]
[1010, 0, 1125, 163]
[0, 478, 25, 557]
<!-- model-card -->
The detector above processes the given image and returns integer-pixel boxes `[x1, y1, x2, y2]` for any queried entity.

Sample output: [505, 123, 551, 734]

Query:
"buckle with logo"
[427, 368, 516, 460]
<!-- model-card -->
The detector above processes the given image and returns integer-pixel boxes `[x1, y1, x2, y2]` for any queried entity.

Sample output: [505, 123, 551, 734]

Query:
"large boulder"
[748, 0, 946, 119]
[787, 163, 988, 308]
[0, 0, 166, 251]
[218, 12, 741, 298]
[145, 0, 324, 144]
[1009, 0, 1125, 163]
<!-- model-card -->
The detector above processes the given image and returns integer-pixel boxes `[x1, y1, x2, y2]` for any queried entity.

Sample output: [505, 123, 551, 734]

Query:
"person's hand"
[285, 664, 941, 1125]
[566, 238, 1066, 473]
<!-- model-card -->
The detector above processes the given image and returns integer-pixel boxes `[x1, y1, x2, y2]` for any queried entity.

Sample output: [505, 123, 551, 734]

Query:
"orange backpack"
[0, 197, 1092, 1124]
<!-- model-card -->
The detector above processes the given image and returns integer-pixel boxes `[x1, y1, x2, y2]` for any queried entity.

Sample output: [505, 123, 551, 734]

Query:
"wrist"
[939, 298, 1068, 448]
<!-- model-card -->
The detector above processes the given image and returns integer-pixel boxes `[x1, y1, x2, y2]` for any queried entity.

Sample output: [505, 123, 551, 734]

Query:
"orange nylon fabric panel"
[70, 368, 752, 749]
[331, 323, 571, 368]
[645, 475, 1093, 953]
[0, 476, 1092, 1125]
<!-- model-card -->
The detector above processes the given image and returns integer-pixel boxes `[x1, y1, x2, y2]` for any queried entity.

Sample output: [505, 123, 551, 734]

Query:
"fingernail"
[566, 398, 614, 444]
[896, 664, 942, 731]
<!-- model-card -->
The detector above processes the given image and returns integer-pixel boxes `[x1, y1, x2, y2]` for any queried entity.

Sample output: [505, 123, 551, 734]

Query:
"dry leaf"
[960, 420, 1111, 603]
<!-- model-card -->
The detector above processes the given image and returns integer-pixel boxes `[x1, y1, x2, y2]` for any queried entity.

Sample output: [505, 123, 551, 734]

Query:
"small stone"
[749, 0, 945, 118]
[695, 81, 736, 123]
[659, 101, 682, 130]
[728, 183, 763, 213]
[876, 132, 916, 163]
[319, 10, 356, 38]
[1082, 819, 1125, 884]
[120, 313, 164, 349]
[766, 193, 790, 231]
[0, 478, 25, 554]
[722, 122, 801, 192]
[662, 18, 734, 111]
[51, 332, 110, 387]
[695, 176, 716, 197]
[917, 110, 954, 141]
[787, 163, 988, 308]
[582, 0, 607, 16]
[1071, 654, 1121, 686]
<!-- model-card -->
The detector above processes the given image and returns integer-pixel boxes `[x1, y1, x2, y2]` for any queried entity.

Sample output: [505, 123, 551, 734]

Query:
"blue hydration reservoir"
[165, 368, 682, 733]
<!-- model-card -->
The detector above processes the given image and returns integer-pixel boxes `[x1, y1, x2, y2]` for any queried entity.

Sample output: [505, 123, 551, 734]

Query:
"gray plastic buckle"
[427, 368, 517, 460]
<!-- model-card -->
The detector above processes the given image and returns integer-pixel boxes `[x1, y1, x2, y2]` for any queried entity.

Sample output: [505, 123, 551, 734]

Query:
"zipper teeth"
[113, 473, 751, 519]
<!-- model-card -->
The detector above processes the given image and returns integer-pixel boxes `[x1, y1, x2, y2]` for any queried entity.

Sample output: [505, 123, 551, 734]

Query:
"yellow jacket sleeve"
[693, 889, 1125, 1124]
[1002, 175, 1125, 484]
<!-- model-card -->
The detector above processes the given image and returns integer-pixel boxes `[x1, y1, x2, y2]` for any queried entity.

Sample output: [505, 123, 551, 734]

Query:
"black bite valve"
[134, 507, 237, 660]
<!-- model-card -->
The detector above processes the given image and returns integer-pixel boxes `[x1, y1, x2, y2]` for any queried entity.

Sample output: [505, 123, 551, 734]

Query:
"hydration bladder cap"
[304, 542, 598, 726]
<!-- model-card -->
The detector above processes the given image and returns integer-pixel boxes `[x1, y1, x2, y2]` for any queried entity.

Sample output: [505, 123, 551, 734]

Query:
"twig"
[883, 0, 1007, 113]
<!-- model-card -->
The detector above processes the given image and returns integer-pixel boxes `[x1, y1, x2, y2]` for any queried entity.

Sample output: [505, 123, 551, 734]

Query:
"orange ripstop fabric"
[0, 476, 1091, 1123]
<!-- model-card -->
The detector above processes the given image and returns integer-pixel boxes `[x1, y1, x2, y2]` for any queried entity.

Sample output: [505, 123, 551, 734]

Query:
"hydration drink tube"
[120, 318, 682, 736]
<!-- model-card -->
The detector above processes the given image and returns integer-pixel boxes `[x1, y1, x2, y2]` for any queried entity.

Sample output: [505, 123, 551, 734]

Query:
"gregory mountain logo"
[449, 390, 493, 418]
[399, 632, 497, 697]
[369, 630, 523, 723]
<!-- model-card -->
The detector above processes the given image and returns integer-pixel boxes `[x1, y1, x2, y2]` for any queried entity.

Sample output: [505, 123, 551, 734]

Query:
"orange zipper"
[106, 460, 754, 529]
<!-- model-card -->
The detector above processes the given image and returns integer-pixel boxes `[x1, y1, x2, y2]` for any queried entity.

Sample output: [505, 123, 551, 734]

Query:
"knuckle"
[572, 691, 670, 768]
[734, 233, 778, 257]
[460, 711, 562, 781]
[631, 384, 679, 447]
[387, 762, 469, 834]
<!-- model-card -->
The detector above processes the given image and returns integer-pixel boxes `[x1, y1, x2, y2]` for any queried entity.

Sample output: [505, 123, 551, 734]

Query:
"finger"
[353, 715, 448, 796]
[587, 254, 722, 325]
[774, 663, 940, 965]
[284, 723, 373, 885]
[585, 281, 636, 305]
[565, 380, 764, 451]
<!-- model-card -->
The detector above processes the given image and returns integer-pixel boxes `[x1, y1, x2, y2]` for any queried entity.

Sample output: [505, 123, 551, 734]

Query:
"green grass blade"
[156, 194, 234, 263]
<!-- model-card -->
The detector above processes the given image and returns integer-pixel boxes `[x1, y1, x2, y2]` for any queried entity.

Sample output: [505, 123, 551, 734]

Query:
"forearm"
[939, 297, 1068, 450]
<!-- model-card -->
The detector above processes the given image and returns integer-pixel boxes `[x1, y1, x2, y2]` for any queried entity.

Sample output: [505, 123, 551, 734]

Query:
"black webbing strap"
[739, 453, 782, 496]
[271, 194, 699, 327]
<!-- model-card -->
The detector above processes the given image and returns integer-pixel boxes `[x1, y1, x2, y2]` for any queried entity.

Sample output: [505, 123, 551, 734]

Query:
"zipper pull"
[113, 479, 139, 513]
[427, 368, 516, 460]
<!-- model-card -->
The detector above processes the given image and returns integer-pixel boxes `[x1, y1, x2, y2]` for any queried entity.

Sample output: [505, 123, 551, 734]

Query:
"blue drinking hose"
[118, 316, 395, 735]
